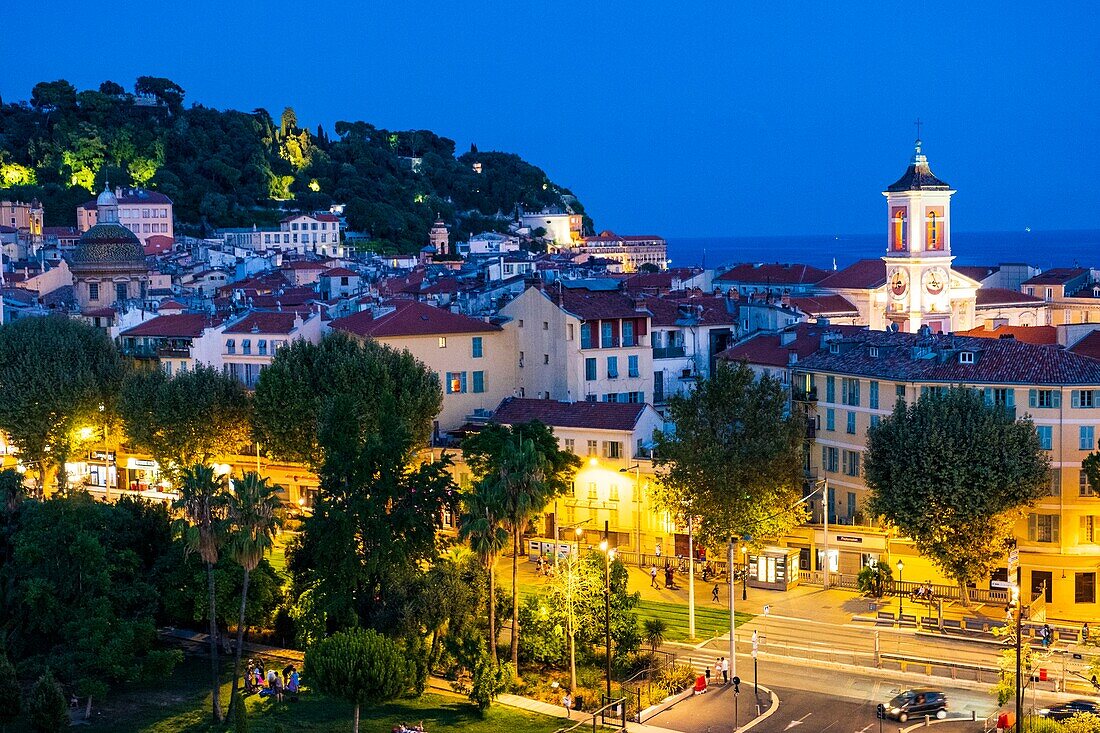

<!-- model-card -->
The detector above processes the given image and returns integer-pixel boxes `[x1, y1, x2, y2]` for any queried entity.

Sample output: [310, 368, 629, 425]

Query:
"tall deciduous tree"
[305, 628, 412, 733]
[28, 670, 67, 733]
[224, 472, 283, 715]
[0, 316, 123, 494]
[865, 387, 1049, 605]
[463, 421, 580, 667]
[653, 361, 807, 545]
[253, 334, 442, 467]
[174, 465, 229, 723]
[119, 364, 252, 475]
[0, 651, 21, 729]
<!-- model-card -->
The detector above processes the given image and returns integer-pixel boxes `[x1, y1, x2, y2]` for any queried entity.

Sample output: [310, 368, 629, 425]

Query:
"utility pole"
[822, 477, 831, 589]
[688, 515, 696, 640]
[1015, 563, 1023, 733]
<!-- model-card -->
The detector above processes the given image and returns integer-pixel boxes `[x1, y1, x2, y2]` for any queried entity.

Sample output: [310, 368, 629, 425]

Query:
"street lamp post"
[599, 523, 614, 703]
[728, 536, 737, 683]
[897, 560, 905, 618]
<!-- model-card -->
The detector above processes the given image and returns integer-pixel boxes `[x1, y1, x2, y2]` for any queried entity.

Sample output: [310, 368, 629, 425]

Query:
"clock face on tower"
[923, 267, 947, 296]
[889, 269, 909, 299]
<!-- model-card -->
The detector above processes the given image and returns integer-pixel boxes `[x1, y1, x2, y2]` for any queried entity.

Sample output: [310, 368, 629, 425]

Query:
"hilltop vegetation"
[0, 77, 589, 251]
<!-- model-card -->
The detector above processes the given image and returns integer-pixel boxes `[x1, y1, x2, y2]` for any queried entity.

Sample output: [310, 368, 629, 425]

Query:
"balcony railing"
[652, 346, 686, 359]
[793, 387, 818, 402]
[805, 423, 817, 441]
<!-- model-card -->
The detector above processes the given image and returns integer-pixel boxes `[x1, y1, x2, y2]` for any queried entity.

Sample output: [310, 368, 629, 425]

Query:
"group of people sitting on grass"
[244, 659, 301, 702]
[391, 723, 426, 732]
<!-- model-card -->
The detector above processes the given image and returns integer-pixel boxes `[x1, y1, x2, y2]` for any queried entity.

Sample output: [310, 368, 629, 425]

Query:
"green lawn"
[635, 598, 753, 642]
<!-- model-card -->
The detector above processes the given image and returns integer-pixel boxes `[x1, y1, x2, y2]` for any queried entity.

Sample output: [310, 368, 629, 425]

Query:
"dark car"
[1038, 700, 1100, 721]
[884, 689, 948, 722]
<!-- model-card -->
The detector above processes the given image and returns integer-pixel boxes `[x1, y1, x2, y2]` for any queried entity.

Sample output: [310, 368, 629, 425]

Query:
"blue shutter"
[1029, 389, 1037, 408]
[1072, 390, 1081, 408]
[1054, 391, 1062, 408]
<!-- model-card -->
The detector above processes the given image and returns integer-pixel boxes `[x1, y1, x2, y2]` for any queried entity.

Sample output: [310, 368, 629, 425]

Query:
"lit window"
[438, 337, 447, 348]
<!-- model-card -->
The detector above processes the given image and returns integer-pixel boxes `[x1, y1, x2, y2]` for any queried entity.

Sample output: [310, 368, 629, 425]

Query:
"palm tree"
[498, 435, 551, 667]
[174, 464, 228, 723]
[459, 487, 509, 664]
[643, 618, 668, 652]
[224, 471, 283, 716]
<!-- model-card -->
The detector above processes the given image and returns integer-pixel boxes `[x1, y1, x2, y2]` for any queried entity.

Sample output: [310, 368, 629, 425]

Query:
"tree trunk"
[488, 560, 497, 664]
[510, 526, 519, 667]
[957, 576, 972, 609]
[227, 567, 251, 718]
[206, 561, 223, 722]
[353, 703, 360, 733]
[568, 624, 577, 693]
[84, 695, 92, 720]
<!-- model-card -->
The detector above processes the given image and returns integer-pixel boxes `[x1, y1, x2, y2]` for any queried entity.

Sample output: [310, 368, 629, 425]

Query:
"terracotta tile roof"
[223, 311, 302, 335]
[817, 259, 886, 290]
[1023, 268, 1090, 286]
[492, 397, 649, 432]
[797, 330, 1100, 386]
[789, 294, 859, 316]
[641, 294, 737, 327]
[1070, 331, 1100, 362]
[581, 230, 666, 243]
[282, 261, 326, 271]
[719, 323, 866, 368]
[547, 286, 652, 321]
[956, 324, 1058, 346]
[281, 213, 340, 224]
[120, 313, 217, 338]
[330, 300, 500, 338]
[321, 267, 357, 278]
[975, 287, 1043, 306]
[716, 262, 830, 285]
[144, 235, 174, 256]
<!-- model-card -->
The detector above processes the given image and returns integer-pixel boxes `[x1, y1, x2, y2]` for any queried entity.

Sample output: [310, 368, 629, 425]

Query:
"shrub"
[1061, 713, 1100, 733]
[1024, 716, 1064, 733]
[0, 652, 21, 727]
[28, 671, 67, 733]
[653, 663, 696, 697]
[643, 618, 667, 651]
[857, 563, 893, 598]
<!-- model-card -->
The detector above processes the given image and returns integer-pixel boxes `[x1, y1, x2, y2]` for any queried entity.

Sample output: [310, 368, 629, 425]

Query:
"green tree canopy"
[865, 387, 1049, 603]
[305, 628, 413, 733]
[253, 333, 442, 467]
[0, 77, 585, 249]
[119, 364, 253, 473]
[119, 363, 251, 471]
[653, 361, 807, 545]
[28, 670, 67, 733]
[3, 495, 179, 707]
[0, 315, 123, 493]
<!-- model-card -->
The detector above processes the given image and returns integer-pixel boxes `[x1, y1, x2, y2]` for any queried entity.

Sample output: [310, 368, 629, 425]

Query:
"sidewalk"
[501, 555, 1010, 634]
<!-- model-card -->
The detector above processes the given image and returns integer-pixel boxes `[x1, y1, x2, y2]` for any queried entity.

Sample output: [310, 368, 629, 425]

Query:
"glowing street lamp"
[599, 525, 614, 701]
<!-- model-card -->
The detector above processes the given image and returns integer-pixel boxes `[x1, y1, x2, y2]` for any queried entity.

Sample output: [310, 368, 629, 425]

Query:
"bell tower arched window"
[891, 208, 908, 251]
[925, 206, 945, 251]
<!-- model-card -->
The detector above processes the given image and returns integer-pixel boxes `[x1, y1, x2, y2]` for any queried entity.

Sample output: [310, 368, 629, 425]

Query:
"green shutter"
[1054, 391, 1062, 408]
[1072, 390, 1081, 408]
[1052, 515, 1061, 543]
[1027, 514, 1037, 542]
[1029, 389, 1037, 408]
[983, 388, 993, 404]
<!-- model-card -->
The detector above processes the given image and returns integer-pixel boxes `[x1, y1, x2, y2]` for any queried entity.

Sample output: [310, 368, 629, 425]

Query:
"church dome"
[886, 139, 951, 192]
[96, 187, 119, 208]
[69, 222, 146, 269]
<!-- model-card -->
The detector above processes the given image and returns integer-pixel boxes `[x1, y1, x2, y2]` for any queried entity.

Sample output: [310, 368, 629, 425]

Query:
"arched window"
[891, 208, 908, 251]
[925, 207, 945, 251]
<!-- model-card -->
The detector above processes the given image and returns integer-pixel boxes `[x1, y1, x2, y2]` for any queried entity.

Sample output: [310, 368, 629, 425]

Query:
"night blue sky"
[3, 2, 1098, 238]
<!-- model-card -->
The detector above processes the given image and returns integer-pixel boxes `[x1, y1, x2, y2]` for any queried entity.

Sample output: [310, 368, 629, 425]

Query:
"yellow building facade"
[791, 328, 1100, 620]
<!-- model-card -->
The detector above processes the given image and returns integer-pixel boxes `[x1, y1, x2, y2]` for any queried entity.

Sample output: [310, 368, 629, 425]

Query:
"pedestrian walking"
[712, 583, 720, 603]
[562, 691, 573, 718]
[713, 658, 722, 684]
[722, 657, 729, 684]
[650, 564, 660, 589]
[1084, 622, 1091, 643]
[655, 544, 662, 561]
[1042, 623, 1053, 648]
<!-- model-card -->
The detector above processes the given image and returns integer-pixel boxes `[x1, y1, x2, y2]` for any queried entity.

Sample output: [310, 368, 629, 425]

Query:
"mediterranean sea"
[667, 230, 1100, 272]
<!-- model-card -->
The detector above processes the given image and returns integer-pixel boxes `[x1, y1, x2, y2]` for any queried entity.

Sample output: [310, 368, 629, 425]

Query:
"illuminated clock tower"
[882, 139, 968, 333]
